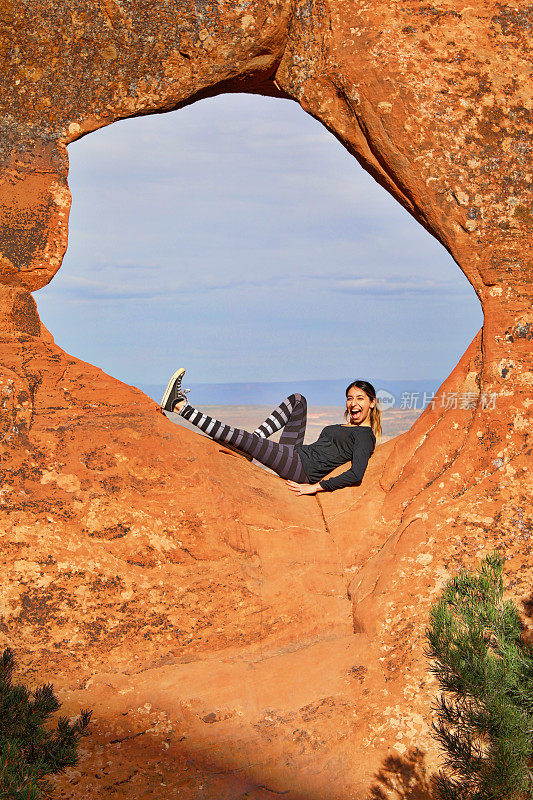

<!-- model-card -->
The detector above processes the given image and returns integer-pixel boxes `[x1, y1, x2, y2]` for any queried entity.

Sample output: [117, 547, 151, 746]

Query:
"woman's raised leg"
[176, 402, 309, 482]
[253, 393, 307, 447]
[160, 372, 309, 482]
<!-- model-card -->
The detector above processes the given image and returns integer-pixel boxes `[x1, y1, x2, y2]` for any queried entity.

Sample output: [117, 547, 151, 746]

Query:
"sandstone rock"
[0, 1, 531, 797]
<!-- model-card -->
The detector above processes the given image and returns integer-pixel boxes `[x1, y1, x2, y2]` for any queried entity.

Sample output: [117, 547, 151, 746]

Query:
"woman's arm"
[318, 433, 375, 492]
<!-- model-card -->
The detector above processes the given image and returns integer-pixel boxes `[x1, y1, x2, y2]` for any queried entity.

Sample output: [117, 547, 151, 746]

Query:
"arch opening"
[35, 93, 482, 419]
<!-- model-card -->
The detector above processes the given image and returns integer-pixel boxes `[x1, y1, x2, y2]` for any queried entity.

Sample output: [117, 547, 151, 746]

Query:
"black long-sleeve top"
[296, 424, 376, 491]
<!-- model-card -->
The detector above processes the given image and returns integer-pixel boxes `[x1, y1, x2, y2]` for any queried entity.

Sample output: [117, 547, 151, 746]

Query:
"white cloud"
[308, 273, 469, 296]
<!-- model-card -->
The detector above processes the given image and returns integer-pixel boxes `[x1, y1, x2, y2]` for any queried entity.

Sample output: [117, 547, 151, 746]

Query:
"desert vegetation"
[0, 649, 90, 799]
[427, 552, 533, 800]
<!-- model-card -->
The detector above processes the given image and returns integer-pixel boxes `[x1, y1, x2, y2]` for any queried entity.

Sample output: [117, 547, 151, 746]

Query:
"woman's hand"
[286, 480, 322, 496]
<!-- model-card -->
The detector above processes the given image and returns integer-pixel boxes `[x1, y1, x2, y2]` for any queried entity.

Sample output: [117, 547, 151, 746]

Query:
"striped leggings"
[178, 393, 310, 483]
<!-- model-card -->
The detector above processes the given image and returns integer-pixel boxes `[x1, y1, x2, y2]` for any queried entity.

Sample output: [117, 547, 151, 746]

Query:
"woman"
[160, 369, 381, 496]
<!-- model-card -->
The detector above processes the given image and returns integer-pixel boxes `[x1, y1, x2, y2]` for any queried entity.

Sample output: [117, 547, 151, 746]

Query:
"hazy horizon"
[139, 376, 447, 410]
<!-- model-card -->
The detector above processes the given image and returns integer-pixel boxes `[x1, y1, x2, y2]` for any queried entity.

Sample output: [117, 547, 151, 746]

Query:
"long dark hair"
[344, 379, 382, 440]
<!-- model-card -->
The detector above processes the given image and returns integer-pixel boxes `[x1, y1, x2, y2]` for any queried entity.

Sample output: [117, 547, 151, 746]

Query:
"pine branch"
[426, 551, 533, 800]
[0, 650, 92, 799]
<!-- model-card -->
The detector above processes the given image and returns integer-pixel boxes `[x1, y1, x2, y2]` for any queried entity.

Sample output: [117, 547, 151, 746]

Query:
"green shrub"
[426, 551, 533, 800]
[0, 648, 91, 799]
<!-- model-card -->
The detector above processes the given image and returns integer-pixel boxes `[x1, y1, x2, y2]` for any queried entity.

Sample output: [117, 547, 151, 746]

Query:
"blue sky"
[35, 94, 482, 388]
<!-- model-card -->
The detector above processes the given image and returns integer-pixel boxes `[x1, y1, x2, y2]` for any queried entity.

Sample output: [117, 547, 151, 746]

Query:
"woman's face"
[346, 386, 375, 426]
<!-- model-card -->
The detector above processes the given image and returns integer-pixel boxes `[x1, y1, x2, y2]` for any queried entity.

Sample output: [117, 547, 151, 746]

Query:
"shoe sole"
[160, 368, 185, 410]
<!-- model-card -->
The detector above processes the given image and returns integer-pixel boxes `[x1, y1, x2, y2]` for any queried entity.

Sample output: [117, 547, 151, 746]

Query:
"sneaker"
[160, 368, 189, 412]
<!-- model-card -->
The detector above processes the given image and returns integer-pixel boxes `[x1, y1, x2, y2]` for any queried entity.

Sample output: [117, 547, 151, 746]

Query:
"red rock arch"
[0, 1, 530, 797]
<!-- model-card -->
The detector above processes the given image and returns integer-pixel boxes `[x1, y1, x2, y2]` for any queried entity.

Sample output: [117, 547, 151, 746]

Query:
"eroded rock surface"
[1, 0, 531, 797]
